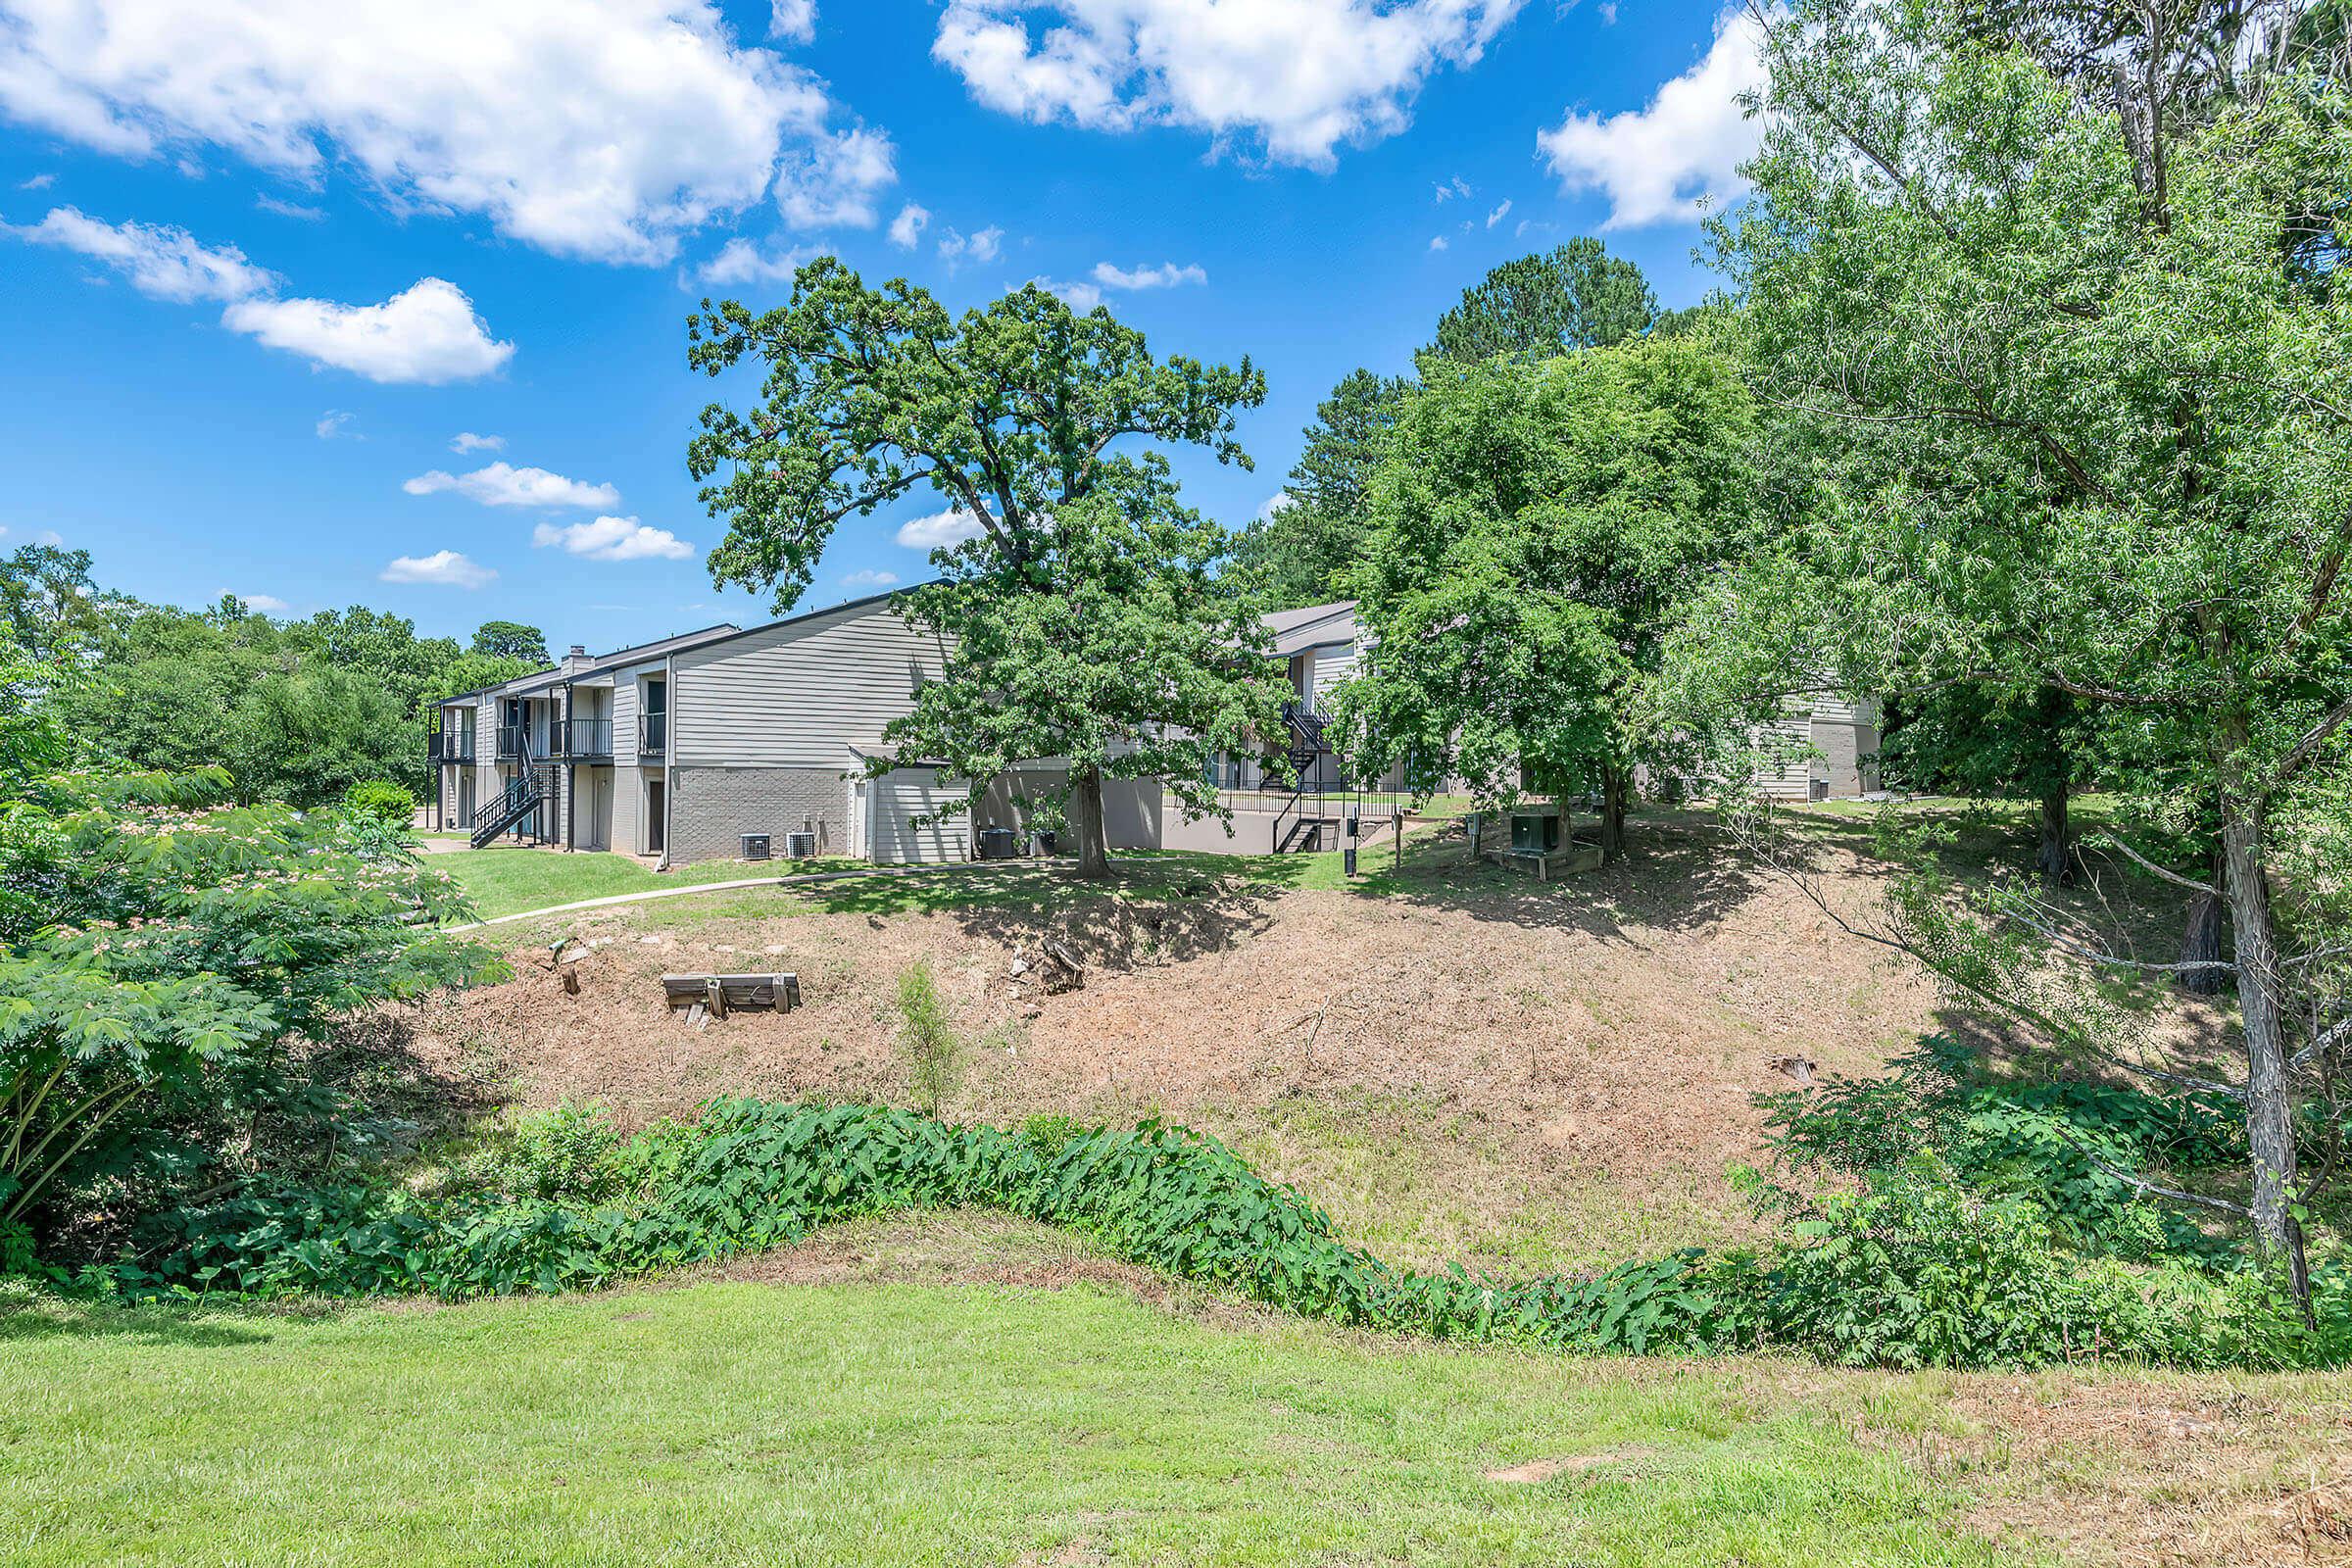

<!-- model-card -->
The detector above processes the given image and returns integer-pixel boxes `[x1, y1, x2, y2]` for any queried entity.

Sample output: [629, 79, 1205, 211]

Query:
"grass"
[0, 1260, 2018, 1568]
[438, 848, 871, 921]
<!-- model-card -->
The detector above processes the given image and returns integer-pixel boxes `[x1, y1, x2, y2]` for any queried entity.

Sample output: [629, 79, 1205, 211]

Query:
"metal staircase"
[469, 771, 547, 850]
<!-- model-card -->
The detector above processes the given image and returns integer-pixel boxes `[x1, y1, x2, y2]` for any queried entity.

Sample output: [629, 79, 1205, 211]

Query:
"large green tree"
[1230, 368, 1410, 608]
[469, 620, 551, 664]
[686, 261, 1274, 873]
[1423, 239, 1659, 365]
[1714, 0, 2352, 1298]
[888, 462, 1285, 874]
[1333, 334, 1765, 858]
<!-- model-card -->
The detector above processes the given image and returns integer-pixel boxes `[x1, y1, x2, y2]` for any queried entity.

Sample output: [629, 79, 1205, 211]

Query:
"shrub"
[1758, 1035, 2237, 1263]
[466, 1104, 628, 1203]
[341, 779, 416, 826]
[123, 1099, 2342, 1370]
[895, 962, 962, 1117]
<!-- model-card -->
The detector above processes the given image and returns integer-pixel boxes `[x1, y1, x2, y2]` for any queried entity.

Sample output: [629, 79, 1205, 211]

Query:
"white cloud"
[404, 462, 619, 510]
[932, 0, 1525, 168]
[1091, 260, 1205, 290]
[315, 410, 358, 439]
[887, 201, 929, 248]
[19, 172, 56, 189]
[229, 591, 290, 612]
[381, 549, 494, 588]
[1538, 7, 1766, 229]
[8, 206, 276, 301]
[1255, 491, 1294, 521]
[895, 508, 987, 549]
[1031, 275, 1103, 310]
[450, 431, 505, 454]
[768, 0, 815, 42]
[0, 0, 893, 265]
[936, 223, 1003, 267]
[0, 525, 68, 546]
[254, 193, 324, 220]
[1434, 174, 1469, 202]
[841, 567, 899, 587]
[694, 235, 829, 289]
[531, 514, 695, 561]
[1428, 234, 1447, 251]
[774, 124, 896, 228]
[223, 277, 514, 384]
[10, 206, 510, 382]
[1485, 198, 1510, 227]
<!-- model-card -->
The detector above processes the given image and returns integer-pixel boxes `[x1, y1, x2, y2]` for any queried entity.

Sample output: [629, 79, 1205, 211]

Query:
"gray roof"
[1265, 599, 1359, 657]
[434, 622, 743, 707]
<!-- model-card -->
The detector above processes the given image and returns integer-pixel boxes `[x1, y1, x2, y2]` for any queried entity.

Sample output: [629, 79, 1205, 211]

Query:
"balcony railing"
[564, 718, 613, 760]
[639, 711, 667, 755]
[495, 724, 531, 761]
[429, 731, 476, 765]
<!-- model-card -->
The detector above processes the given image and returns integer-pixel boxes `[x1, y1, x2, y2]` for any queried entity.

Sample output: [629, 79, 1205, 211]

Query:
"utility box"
[784, 830, 817, 858]
[739, 832, 772, 860]
[976, 827, 1019, 859]
[1510, 812, 1562, 855]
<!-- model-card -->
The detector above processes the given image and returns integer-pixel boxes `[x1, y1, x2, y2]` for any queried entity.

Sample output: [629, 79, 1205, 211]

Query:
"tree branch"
[2088, 834, 2222, 895]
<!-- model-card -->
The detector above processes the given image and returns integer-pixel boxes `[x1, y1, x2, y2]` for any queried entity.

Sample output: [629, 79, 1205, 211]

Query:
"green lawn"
[433, 831, 1459, 926]
[0, 1258, 2014, 1568]
[437, 849, 871, 920]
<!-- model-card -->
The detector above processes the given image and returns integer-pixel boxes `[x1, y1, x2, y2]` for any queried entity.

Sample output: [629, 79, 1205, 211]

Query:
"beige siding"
[670, 603, 948, 768]
[871, 767, 972, 863]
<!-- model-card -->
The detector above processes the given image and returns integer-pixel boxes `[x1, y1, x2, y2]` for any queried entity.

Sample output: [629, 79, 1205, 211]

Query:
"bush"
[1758, 1035, 2237, 1263]
[895, 962, 961, 1117]
[122, 1101, 2345, 1370]
[341, 780, 415, 827]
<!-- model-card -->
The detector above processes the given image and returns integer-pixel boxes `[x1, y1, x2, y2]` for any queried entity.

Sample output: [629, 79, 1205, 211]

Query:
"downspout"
[563, 682, 576, 854]
[658, 653, 675, 872]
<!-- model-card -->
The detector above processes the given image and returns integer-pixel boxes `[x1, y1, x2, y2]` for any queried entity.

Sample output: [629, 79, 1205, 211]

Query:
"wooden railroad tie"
[662, 972, 803, 1024]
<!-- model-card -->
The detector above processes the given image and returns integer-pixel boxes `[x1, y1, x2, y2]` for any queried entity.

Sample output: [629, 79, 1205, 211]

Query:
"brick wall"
[668, 765, 848, 864]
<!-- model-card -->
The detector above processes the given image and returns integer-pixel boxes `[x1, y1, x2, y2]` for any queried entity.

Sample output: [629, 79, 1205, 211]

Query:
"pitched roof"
[1264, 599, 1359, 657]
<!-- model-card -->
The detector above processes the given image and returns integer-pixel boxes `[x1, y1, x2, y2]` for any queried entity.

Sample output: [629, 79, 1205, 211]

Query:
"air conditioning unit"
[976, 826, 1018, 859]
[740, 833, 771, 860]
[784, 830, 817, 858]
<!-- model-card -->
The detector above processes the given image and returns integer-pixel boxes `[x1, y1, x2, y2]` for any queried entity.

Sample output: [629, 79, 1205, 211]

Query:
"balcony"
[495, 723, 531, 761]
[429, 730, 476, 765]
[638, 711, 667, 756]
[564, 717, 613, 760]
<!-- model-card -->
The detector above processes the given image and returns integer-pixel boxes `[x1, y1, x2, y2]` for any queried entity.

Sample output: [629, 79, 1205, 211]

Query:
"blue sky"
[0, 0, 1760, 653]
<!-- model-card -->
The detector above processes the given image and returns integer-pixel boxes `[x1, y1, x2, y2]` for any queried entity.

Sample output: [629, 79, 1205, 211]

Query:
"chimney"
[563, 643, 592, 673]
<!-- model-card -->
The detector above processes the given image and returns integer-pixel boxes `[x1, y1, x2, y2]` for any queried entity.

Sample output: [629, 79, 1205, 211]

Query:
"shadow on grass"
[0, 1296, 295, 1348]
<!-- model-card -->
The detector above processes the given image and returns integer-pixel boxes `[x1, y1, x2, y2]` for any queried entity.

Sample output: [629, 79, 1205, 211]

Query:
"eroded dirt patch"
[408, 821, 1951, 1270]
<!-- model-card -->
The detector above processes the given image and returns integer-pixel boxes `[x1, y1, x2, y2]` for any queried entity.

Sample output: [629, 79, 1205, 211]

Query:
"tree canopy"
[1334, 334, 1765, 858]
[1229, 368, 1409, 609]
[687, 262, 1276, 871]
[1423, 239, 1659, 365]
[1706, 0, 2352, 1298]
[469, 620, 551, 664]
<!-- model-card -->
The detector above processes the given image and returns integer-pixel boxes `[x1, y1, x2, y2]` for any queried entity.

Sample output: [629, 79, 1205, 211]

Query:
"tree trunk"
[2218, 768, 2309, 1310]
[2178, 850, 2229, 997]
[1597, 762, 1630, 862]
[1071, 766, 1111, 879]
[2034, 782, 2074, 887]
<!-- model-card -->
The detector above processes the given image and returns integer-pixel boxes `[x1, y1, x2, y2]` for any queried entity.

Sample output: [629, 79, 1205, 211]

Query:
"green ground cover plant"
[105, 1099, 2347, 1373]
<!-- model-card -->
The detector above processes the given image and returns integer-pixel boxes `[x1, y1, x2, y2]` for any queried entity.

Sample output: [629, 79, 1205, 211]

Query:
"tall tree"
[469, 620, 550, 664]
[686, 261, 1273, 874]
[1716, 0, 2352, 1300]
[1335, 335, 1764, 858]
[1423, 239, 1658, 365]
[1231, 368, 1409, 607]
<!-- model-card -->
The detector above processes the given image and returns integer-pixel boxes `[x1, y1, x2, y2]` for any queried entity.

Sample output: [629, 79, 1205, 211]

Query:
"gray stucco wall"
[667, 764, 847, 864]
